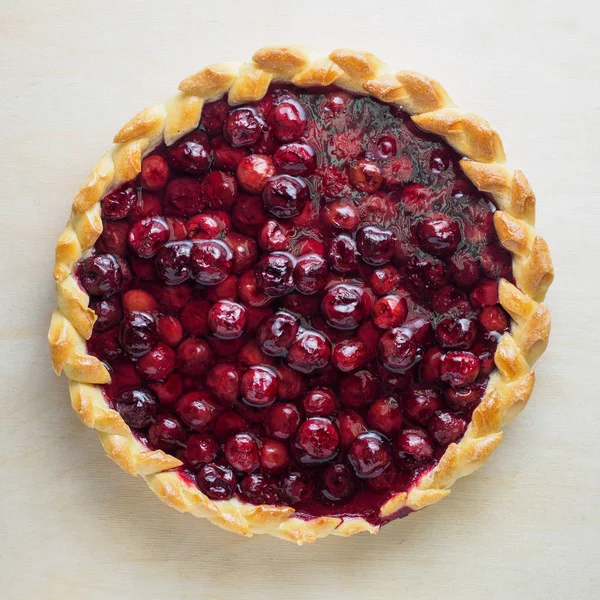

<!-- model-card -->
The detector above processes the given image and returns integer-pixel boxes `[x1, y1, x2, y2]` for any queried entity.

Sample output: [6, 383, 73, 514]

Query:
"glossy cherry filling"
[80, 86, 512, 527]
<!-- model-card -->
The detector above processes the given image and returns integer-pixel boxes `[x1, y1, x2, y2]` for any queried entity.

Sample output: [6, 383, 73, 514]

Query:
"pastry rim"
[48, 45, 554, 544]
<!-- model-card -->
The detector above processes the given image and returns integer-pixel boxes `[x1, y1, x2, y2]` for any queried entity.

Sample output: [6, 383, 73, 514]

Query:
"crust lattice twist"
[49, 46, 553, 544]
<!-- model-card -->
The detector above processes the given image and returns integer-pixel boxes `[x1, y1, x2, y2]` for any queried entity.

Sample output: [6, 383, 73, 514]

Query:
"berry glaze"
[79, 86, 513, 527]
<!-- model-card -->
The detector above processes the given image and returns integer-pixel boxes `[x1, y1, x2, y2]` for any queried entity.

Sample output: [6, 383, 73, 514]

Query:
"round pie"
[48, 46, 553, 544]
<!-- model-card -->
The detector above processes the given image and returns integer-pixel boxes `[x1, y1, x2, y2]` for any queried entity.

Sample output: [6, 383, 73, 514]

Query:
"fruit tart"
[49, 47, 553, 543]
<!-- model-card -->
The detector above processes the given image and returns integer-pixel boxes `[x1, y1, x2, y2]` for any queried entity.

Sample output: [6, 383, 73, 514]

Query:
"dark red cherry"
[321, 463, 354, 502]
[296, 417, 339, 461]
[119, 311, 157, 357]
[201, 170, 238, 210]
[356, 225, 395, 266]
[128, 216, 170, 258]
[258, 220, 290, 252]
[196, 463, 236, 500]
[294, 254, 328, 295]
[301, 387, 337, 417]
[78, 254, 124, 297]
[165, 178, 205, 216]
[339, 370, 377, 408]
[176, 337, 213, 376]
[223, 107, 265, 147]
[378, 327, 420, 372]
[254, 253, 295, 296]
[183, 433, 219, 468]
[241, 366, 278, 407]
[370, 265, 401, 296]
[480, 244, 512, 279]
[321, 284, 368, 330]
[99, 220, 129, 256]
[428, 410, 467, 445]
[273, 143, 316, 176]
[262, 175, 309, 219]
[372, 295, 408, 330]
[239, 472, 279, 504]
[148, 414, 186, 451]
[175, 391, 219, 432]
[256, 312, 299, 356]
[321, 200, 359, 232]
[265, 402, 301, 440]
[167, 131, 212, 174]
[393, 427, 435, 470]
[91, 296, 122, 332]
[367, 397, 403, 435]
[114, 388, 158, 429]
[449, 252, 480, 288]
[259, 438, 290, 474]
[155, 241, 192, 285]
[445, 384, 484, 413]
[207, 300, 247, 339]
[136, 342, 176, 380]
[435, 316, 477, 349]
[269, 99, 307, 142]
[403, 387, 442, 426]
[470, 280, 499, 308]
[236, 154, 276, 194]
[211, 135, 248, 171]
[337, 410, 368, 449]
[348, 432, 392, 478]
[440, 351, 480, 387]
[140, 155, 170, 191]
[281, 471, 314, 505]
[224, 432, 259, 472]
[419, 347, 443, 383]
[328, 234, 359, 273]
[200, 99, 229, 134]
[190, 239, 232, 285]
[349, 159, 383, 193]
[205, 363, 240, 406]
[226, 232, 258, 273]
[102, 183, 136, 220]
[332, 339, 368, 373]
[287, 331, 331, 374]
[417, 216, 461, 256]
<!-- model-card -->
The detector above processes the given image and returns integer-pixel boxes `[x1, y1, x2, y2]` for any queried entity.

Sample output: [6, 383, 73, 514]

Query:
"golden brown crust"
[49, 47, 553, 544]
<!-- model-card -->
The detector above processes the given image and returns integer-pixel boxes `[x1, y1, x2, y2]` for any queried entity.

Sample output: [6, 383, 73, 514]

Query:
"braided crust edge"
[48, 46, 553, 544]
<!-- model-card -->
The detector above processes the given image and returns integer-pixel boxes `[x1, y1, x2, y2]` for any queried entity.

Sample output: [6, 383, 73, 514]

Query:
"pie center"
[78, 85, 512, 525]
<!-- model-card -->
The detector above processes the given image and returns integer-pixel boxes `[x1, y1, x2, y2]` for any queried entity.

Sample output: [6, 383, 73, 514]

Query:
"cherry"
[258, 220, 290, 252]
[281, 471, 314, 505]
[337, 410, 368, 449]
[128, 217, 170, 258]
[207, 300, 247, 339]
[223, 107, 265, 147]
[190, 239, 232, 285]
[99, 220, 129, 256]
[348, 432, 392, 478]
[401, 183, 436, 214]
[281, 291, 320, 318]
[321, 200, 359, 232]
[226, 232, 258, 273]
[256, 312, 298, 356]
[406, 255, 449, 297]
[123, 290, 159, 315]
[156, 314, 183, 346]
[370, 265, 401, 296]
[296, 417, 340, 461]
[155, 241, 192, 285]
[148, 373, 183, 405]
[269, 99, 307, 142]
[201, 171, 238, 210]
[470, 280, 499, 308]
[262, 174, 308, 219]
[183, 433, 219, 468]
[287, 331, 331, 374]
[206, 363, 240, 406]
[428, 410, 467, 445]
[417, 216, 461, 257]
[349, 159, 383, 193]
[196, 463, 236, 500]
[78, 254, 124, 297]
[167, 131, 212, 174]
[259, 438, 290, 474]
[214, 411, 248, 441]
[367, 397, 403, 435]
[445, 384, 484, 413]
[114, 388, 158, 429]
[328, 234, 359, 273]
[293, 254, 328, 295]
[378, 327, 420, 372]
[339, 370, 377, 408]
[102, 183, 136, 220]
[165, 178, 205, 216]
[119, 311, 157, 357]
[376, 135, 397, 158]
[273, 143, 316, 176]
[239, 473, 279, 504]
[187, 211, 230, 239]
[321, 463, 354, 502]
[300, 387, 336, 418]
[372, 295, 408, 330]
[431, 285, 470, 315]
[275, 365, 306, 401]
[175, 391, 219, 432]
[393, 427, 435, 470]
[449, 252, 480, 288]
[321, 284, 368, 330]
[179, 298, 209, 335]
[166, 216, 187, 241]
[148, 414, 186, 451]
[154, 283, 192, 312]
[435, 316, 477, 349]
[140, 155, 170, 191]
[238, 340, 275, 368]
[224, 432, 259, 472]
[265, 403, 301, 440]
[211, 135, 248, 171]
[200, 99, 229, 134]
[129, 190, 163, 221]
[479, 306, 510, 334]
[419, 348, 442, 383]
[254, 253, 295, 296]
[403, 387, 442, 426]
[236, 154, 276, 194]
[356, 225, 395, 266]
[241, 366, 278, 407]
[130, 256, 157, 281]
[176, 338, 213, 376]
[91, 297, 122, 332]
[136, 342, 176, 380]
[440, 351, 480, 387]
[480, 244, 512, 279]
[332, 339, 368, 373]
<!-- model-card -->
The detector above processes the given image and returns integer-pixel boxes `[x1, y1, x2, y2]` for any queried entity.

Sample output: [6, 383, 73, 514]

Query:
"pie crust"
[48, 46, 553, 544]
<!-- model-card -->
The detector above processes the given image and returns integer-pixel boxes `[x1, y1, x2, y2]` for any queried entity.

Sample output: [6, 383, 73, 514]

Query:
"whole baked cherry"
[370, 265, 401, 296]
[265, 402, 301, 440]
[372, 295, 408, 330]
[286, 331, 331, 374]
[470, 279, 499, 308]
[440, 351, 480, 387]
[207, 300, 247, 339]
[224, 107, 265, 147]
[226, 232, 258, 273]
[241, 366, 279, 407]
[140, 155, 170, 191]
[339, 370, 377, 408]
[91, 297, 122, 332]
[419, 347, 443, 383]
[254, 253, 295, 296]
[196, 463, 236, 500]
[201, 171, 238, 210]
[148, 414, 186, 451]
[332, 339, 368, 373]
[321, 200, 359, 232]
[200, 99, 229, 134]
[262, 175, 309, 219]
[119, 311, 157, 357]
[356, 225, 395, 266]
[349, 159, 383, 193]
[449, 252, 480, 288]
[300, 387, 336, 417]
[99, 220, 129, 256]
[294, 254, 328, 294]
[259, 438, 290, 474]
[321, 463, 354, 502]
[190, 239, 233, 285]
[156, 314, 183, 346]
[400, 183, 436, 215]
[122, 289, 158, 314]
[258, 220, 290, 252]
[269, 99, 307, 142]
[179, 298, 209, 335]
[281, 471, 314, 505]
[206, 363, 240, 406]
[232, 195, 269, 235]
[273, 143, 316, 176]
[183, 433, 219, 468]
[367, 397, 403, 435]
[211, 135, 248, 171]
[435, 316, 477, 349]
[480, 244, 512, 279]
[175, 391, 219, 432]
[78, 254, 124, 297]
[102, 183, 136, 220]
[224, 432, 260, 472]
[428, 410, 467, 445]
[236, 154, 276, 194]
[165, 178, 205, 216]
[321, 284, 368, 330]
[128, 216, 170, 258]
[148, 373, 183, 405]
[114, 388, 158, 429]
[256, 312, 299, 356]
[403, 387, 442, 426]
[239, 473, 279, 504]
[431, 285, 470, 315]
[296, 417, 340, 461]
[348, 432, 392, 478]
[417, 216, 461, 256]
[167, 131, 212, 174]
[445, 384, 484, 412]
[176, 337, 214, 376]
[214, 411, 248, 441]
[155, 241, 192, 285]
[479, 306, 510, 334]
[378, 327, 420, 372]
[337, 410, 368, 449]
[328, 234, 359, 273]
[393, 427, 435, 470]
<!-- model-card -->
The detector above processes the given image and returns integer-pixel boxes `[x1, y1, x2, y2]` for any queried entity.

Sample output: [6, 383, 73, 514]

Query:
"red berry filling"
[81, 86, 512, 527]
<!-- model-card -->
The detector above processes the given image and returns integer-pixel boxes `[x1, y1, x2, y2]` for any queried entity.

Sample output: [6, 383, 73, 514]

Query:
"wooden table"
[2, 1, 598, 598]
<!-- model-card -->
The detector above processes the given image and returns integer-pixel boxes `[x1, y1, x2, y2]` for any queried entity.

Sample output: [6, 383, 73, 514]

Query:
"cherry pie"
[49, 47, 553, 543]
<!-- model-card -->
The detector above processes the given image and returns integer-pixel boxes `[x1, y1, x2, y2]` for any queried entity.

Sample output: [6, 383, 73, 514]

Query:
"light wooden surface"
[1, 1, 598, 598]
